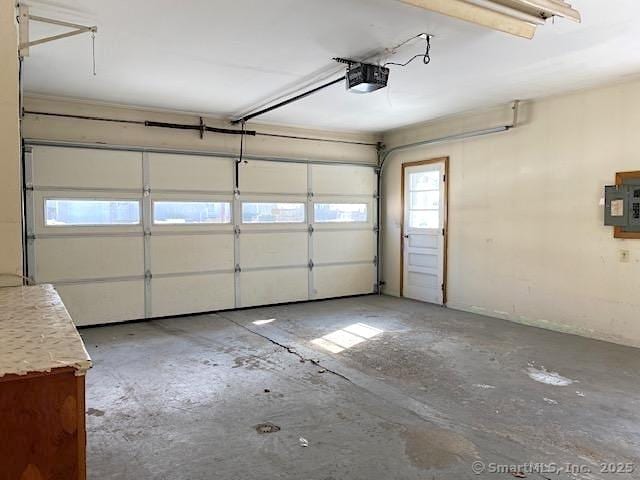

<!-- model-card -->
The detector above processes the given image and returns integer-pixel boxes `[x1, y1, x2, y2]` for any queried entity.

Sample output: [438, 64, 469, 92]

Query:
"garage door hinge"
[143, 186, 151, 196]
[234, 226, 241, 236]
[307, 191, 314, 199]
[235, 264, 242, 273]
[373, 256, 378, 266]
[308, 260, 314, 270]
[308, 225, 314, 234]
[373, 225, 379, 233]
[234, 188, 241, 198]
[27, 234, 36, 241]
[23, 146, 33, 154]
[373, 193, 379, 199]
[24, 184, 34, 190]
[144, 230, 151, 236]
[144, 271, 152, 280]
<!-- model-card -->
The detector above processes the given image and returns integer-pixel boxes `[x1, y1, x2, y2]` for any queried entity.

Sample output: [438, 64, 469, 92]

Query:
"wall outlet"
[619, 249, 631, 263]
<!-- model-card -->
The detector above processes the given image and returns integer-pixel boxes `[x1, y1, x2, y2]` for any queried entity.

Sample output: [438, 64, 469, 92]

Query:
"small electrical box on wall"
[604, 171, 640, 239]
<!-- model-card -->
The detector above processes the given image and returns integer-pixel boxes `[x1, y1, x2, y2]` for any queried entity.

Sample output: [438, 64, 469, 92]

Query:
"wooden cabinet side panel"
[0, 368, 87, 480]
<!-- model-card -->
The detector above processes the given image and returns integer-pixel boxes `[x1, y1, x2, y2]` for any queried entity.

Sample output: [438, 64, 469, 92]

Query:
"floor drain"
[255, 422, 280, 434]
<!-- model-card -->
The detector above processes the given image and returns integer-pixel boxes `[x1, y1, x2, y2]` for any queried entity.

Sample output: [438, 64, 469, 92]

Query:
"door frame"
[400, 157, 449, 304]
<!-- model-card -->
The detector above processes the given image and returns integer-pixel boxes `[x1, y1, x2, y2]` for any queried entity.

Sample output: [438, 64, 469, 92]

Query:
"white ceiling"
[22, 0, 640, 133]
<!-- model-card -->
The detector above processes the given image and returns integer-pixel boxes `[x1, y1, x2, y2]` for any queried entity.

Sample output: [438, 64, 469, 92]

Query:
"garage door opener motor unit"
[345, 62, 390, 93]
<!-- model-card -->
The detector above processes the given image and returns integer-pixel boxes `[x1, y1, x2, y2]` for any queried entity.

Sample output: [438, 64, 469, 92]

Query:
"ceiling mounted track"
[398, 0, 581, 39]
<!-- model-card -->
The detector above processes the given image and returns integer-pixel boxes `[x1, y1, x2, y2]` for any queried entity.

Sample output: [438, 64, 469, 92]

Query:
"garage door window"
[45, 199, 140, 226]
[153, 201, 231, 224]
[242, 202, 305, 224]
[314, 203, 367, 223]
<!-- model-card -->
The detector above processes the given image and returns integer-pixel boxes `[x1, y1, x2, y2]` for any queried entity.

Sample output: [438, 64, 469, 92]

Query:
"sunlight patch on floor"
[252, 318, 276, 325]
[311, 323, 383, 353]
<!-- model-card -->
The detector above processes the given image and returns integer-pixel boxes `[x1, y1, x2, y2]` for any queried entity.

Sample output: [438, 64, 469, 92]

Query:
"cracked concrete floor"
[80, 295, 640, 480]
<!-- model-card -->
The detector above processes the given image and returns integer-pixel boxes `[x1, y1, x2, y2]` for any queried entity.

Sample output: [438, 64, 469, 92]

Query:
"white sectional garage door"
[26, 145, 377, 326]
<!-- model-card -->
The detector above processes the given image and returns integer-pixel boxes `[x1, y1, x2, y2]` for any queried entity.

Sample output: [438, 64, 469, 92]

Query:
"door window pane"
[410, 191, 439, 210]
[242, 202, 305, 224]
[45, 199, 140, 226]
[409, 210, 439, 229]
[153, 201, 231, 224]
[314, 203, 367, 223]
[410, 170, 440, 190]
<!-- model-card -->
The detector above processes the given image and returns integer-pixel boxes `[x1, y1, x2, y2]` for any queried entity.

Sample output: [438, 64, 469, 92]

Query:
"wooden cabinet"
[0, 368, 87, 480]
[0, 285, 92, 480]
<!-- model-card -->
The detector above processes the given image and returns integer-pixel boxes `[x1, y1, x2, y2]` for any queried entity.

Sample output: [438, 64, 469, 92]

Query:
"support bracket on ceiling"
[17, 4, 98, 58]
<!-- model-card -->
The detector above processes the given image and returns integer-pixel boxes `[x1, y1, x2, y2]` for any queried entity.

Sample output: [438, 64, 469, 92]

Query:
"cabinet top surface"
[0, 284, 92, 378]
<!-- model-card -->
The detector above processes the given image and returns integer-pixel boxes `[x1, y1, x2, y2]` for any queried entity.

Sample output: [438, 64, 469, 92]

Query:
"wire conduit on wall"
[375, 100, 520, 293]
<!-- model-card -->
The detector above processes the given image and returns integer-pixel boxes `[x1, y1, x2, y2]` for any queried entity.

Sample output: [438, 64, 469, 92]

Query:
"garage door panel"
[56, 281, 145, 326]
[239, 160, 307, 194]
[240, 268, 308, 307]
[313, 230, 375, 264]
[313, 264, 374, 299]
[151, 234, 234, 274]
[148, 153, 233, 192]
[35, 237, 143, 282]
[312, 164, 375, 195]
[152, 274, 235, 317]
[150, 193, 233, 204]
[240, 232, 308, 269]
[32, 147, 142, 190]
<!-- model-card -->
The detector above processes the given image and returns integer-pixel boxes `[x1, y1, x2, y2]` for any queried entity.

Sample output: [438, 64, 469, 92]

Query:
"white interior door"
[402, 161, 446, 305]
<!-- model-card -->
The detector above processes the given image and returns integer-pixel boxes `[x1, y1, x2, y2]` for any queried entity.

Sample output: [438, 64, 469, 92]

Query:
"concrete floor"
[80, 295, 640, 480]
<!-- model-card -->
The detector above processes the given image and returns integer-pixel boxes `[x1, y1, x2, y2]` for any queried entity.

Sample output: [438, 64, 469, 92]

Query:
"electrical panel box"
[604, 172, 640, 238]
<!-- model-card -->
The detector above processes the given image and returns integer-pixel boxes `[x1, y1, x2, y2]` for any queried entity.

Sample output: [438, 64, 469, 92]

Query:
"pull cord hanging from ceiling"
[91, 30, 97, 76]
[236, 119, 247, 190]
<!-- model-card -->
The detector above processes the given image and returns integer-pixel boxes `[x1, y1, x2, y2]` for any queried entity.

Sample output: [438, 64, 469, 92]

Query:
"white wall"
[22, 96, 379, 165]
[0, 1, 22, 287]
[382, 79, 640, 348]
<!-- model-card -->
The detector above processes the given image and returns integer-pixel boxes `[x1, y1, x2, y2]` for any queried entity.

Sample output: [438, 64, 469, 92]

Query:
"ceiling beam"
[506, 0, 581, 22]
[466, 0, 547, 25]
[398, 0, 537, 39]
